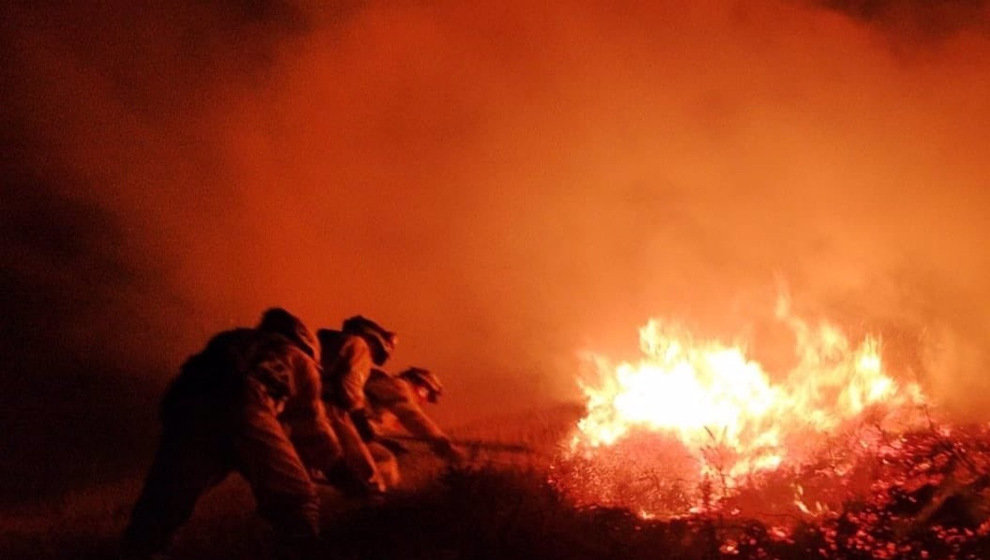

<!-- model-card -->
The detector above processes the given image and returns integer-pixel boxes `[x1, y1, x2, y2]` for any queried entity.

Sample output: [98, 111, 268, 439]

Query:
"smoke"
[813, 0, 990, 39]
[2, 0, 990, 498]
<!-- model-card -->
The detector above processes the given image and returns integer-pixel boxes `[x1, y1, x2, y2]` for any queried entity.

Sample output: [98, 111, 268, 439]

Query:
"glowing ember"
[558, 300, 927, 516]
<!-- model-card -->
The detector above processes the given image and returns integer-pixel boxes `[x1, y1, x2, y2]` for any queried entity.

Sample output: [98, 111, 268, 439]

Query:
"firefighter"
[316, 316, 397, 496]
[364, 367, 465, 488]
[121, 308, 341, 560]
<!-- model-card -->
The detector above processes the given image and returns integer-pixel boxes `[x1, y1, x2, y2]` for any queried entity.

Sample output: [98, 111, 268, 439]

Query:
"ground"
[0, 404, 579, 560]
[4, 404, 990, 560]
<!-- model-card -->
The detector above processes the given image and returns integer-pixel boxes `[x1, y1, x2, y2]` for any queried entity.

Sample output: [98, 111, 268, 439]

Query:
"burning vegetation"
[545, 299, 990, 558]
[555, 298, 927, 515]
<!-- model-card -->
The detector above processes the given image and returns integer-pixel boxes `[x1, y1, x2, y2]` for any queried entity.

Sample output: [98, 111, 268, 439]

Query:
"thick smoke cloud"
[2, 0, 989, 501]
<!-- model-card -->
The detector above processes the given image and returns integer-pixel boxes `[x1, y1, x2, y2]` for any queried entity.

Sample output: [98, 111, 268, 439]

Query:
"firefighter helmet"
[399, 367, 443, 403]
[257, 307, 320, 361]
[342, 315, 396, 366]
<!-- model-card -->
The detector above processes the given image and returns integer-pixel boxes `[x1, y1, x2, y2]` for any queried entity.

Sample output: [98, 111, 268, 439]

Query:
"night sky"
[2, 0, 989, 504]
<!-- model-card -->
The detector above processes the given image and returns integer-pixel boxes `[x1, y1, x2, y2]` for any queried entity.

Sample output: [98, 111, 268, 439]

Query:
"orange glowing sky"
[3, 0, 990, 434]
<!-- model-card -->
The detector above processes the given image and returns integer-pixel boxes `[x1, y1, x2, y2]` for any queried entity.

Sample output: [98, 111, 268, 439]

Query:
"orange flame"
[567, 301, 926, 497]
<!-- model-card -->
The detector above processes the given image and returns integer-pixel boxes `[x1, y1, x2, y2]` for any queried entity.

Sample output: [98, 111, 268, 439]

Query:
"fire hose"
[380, 434, 535, 454]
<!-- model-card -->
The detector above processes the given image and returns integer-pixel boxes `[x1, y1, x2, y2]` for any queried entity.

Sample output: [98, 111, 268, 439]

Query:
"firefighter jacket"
[160, 327, 339, 472]
[365, 369, 448, 446]
[319, 331, 374, 412]
[317, 329, 386, 493]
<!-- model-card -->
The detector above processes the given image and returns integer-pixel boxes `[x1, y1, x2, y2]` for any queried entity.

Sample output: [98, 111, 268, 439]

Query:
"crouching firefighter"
[364, 367, 466, 488]
[316, 315, 398, 497]
[121, 308, 342, 560]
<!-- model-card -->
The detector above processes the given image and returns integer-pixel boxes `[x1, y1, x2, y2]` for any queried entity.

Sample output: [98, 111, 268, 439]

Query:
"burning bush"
[547, 302, 990, 558]
[555, 302, 930, 517]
